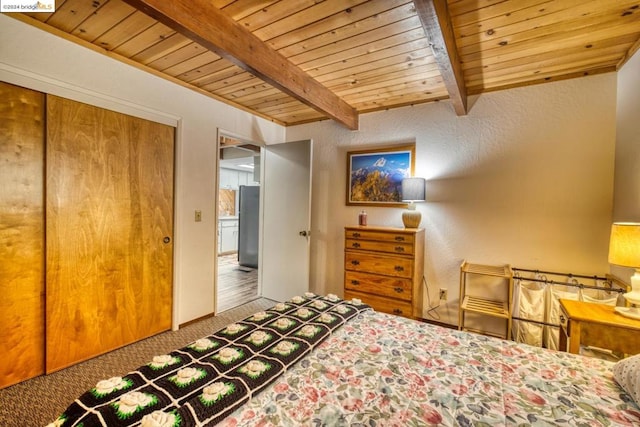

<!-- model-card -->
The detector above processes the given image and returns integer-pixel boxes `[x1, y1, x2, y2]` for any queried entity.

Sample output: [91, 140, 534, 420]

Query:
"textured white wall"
[287, 73, 617, 321]
[611, 50, 640, 282]
[0, 15, 286, 326]
[614, 50, 640, 221]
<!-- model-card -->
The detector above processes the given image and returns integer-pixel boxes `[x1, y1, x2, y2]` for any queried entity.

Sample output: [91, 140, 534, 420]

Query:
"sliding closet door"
[46, 95, 175, 372]
[0, 82, 45, 388]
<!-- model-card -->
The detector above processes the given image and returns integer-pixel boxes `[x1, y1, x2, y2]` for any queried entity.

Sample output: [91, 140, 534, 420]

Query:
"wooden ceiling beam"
[123, 0, 359, 130]
[414, 0, 467, 115]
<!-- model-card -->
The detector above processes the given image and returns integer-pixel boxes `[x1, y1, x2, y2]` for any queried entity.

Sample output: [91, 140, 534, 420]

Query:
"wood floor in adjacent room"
[217, 252, 259, 312]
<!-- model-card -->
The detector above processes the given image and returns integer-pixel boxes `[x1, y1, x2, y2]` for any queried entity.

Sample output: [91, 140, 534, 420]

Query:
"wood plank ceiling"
[10, 0, 640, 129]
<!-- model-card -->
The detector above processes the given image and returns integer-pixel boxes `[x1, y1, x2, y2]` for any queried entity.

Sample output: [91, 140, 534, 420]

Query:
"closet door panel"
[0, 82, 45, 389]
[46, 95, 174, 372]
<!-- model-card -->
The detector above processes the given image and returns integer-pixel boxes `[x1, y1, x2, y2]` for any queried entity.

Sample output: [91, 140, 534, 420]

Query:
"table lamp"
[401, 177, 425, 228]
[608, 222, 640, 319]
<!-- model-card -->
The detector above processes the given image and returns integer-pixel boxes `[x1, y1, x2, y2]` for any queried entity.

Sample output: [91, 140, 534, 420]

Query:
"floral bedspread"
[48, 294, 371, 427]
[221, 310, 640, 426]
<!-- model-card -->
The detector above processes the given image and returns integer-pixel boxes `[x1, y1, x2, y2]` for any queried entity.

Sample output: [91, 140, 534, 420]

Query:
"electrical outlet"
[439, 288, 448, 301]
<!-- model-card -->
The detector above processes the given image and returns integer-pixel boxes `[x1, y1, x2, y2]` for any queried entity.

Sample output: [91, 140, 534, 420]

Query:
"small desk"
[559, 299, 640, 356]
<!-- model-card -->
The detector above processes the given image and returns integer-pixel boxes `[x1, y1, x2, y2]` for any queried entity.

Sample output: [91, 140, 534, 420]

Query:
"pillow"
[613, 354, 640, 404]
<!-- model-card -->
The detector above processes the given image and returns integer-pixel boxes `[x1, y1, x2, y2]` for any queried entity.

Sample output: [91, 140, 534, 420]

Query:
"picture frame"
[346, 144, 415, 206]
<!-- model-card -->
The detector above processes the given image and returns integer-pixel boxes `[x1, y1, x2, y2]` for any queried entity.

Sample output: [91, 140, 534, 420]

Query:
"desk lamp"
[608, 222, 640, 319]
[401, 177, 425, 228]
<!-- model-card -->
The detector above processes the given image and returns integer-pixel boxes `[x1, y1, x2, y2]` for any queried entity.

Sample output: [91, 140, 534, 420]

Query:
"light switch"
[195, 210, 202, 222]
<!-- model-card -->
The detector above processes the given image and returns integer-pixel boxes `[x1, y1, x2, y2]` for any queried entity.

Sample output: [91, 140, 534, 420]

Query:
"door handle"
[163, 236, 171, 244]
[299, 230, 311, 237]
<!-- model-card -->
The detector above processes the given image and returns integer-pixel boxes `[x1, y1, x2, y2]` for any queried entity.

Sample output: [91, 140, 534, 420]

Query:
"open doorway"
[216, 133, 261, 312]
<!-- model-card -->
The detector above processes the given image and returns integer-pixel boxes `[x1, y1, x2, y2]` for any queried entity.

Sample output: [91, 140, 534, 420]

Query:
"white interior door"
[260, 139, 312, 301]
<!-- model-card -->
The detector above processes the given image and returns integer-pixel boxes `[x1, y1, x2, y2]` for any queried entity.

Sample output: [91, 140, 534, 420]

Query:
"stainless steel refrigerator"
[238, 185, 259, 268]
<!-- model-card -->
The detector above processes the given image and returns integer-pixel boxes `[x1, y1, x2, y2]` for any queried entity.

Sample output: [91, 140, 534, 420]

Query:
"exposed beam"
[617, 36, 640, 70]
[414, 0, 467, 115]
[123, 0, 359, 130]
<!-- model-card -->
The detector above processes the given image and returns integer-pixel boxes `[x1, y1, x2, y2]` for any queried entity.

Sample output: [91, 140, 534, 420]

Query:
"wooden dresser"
[344, 226, 424, 319]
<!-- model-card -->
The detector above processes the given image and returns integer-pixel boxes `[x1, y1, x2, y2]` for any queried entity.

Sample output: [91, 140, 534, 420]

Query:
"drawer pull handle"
[394, 287, 404, 293]
[351, 280, 360, 285]
[394, 236, 405, 241]
[394, 246, 404, 252]
[394, 266, 404, 272]
[393, 309, 403, 315]
[559, 315, 565, 323]
[351, 260, 360, 266]
[352, 232, 361, 238]
[352, 242, 361, 248]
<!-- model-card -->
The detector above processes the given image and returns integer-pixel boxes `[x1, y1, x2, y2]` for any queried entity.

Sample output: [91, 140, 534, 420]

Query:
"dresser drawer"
[345, 290, 414, 318]
[345, 271, 412, 301]
[345, 252, 413, 278]
[345, 238, 413, 255]
[345, 229, 415, 245]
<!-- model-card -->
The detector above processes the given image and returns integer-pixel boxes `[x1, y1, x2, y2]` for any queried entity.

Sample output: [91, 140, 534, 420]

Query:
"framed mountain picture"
[346, 143, 415, 206]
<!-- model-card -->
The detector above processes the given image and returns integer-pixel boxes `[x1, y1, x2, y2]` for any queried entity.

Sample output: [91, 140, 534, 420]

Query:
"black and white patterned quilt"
[49, 293, 371, 427]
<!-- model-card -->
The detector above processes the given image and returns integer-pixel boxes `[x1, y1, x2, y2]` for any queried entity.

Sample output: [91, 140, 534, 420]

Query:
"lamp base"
[402, 210, 422, 228]
[619, 270, 640, 319]
[614, 306, 640, 320]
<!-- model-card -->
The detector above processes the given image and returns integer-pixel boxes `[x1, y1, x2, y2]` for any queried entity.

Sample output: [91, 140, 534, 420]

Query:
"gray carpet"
[0, 298, 275, 427]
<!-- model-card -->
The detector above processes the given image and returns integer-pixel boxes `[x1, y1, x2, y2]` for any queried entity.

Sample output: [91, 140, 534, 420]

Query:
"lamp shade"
[401, 177, 426, 202]
[608, 222, 640, 268]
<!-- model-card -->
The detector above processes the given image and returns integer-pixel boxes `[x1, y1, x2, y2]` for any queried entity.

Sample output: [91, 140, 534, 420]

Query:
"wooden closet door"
[0, 82, 45, 389]
[46, 95, 174, 372]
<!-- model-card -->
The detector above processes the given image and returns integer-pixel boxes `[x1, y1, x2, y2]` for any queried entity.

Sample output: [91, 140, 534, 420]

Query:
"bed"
[48, 293, 640, 426]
